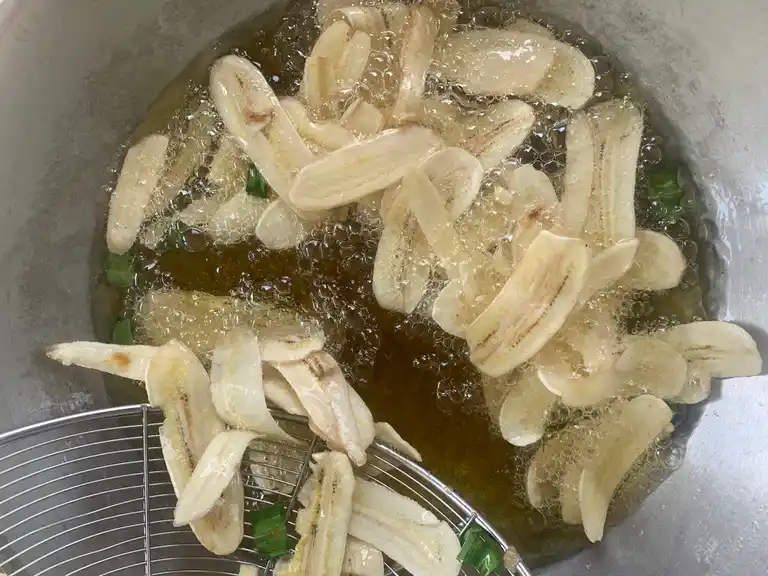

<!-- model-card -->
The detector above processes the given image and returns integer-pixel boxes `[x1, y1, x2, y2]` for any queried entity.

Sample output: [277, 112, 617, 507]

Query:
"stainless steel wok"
[1, 0, 766, 573]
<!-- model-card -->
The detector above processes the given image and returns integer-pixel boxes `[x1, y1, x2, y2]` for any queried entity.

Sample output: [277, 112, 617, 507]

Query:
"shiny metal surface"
[0, 0, 765, 574]
[0, 405, 525, 575]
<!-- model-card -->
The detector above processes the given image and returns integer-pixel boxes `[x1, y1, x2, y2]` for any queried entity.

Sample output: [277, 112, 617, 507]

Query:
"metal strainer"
[0, 405, 531, 576]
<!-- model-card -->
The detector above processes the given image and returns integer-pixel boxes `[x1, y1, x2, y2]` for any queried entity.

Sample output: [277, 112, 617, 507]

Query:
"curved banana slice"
[256, 198, 312, 250]
[500, 164, 559, 213]
[419, 97, 464, 145]
[344, 538, 385, 576]
[210, 329, 296, 442]
[174, 429, 259, 526]
[467, 231, 591, 377]
[455, 185, 517, 251]
[290, 126, 442, 211]
[338, 30, 373, 94]
[615, 336, 688, 398]
[211, 55, 321, 220]
[533, 42, 595, 109]
[577, 238, 639, 305]
[272, 351, 372, 465]
[263, 365, 310, 416]
[349, 478, 462, 576]
[374, 422, 422, 461]
[47, 342, 157, 381]
[303, 55, 339, 119]
[328, 6, 385, 35]
[291, 451, 355, 576]
[461, 100, 535, 170]
[658, 321, 762, 378]
[422, 147, 484, 219]
[537, 347, 624, 408]
[206, 192, 271, 245]
[341, 98, 386, 137]
[260, 324, 326, 363]
[579, 395, 673, 542]
[436, 30, 557, 96]
[494, 370, 557, 447]
[373, 219, 432, 314]
[623, 229, 686, 290]
[281, 97, 357, 152]
[313, 19, 353, 62]
[391, 6, 440, 123]
[432, 280, 466, 337]
[583, 99, 643, 248]
[559, 112, 595, 237]
[669, 361, 712, 404]
[106, 134, 170, 255]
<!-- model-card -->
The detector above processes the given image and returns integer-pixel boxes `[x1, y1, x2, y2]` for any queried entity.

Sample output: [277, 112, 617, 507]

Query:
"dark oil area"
[92, 0, 711, 566]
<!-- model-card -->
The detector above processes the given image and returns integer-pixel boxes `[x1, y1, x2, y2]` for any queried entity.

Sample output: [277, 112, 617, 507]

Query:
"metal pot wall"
[0, 0, 765, 574]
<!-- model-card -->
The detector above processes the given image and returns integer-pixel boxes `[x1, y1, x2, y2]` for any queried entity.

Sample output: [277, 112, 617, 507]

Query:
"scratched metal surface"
[0, 0, 765, 574]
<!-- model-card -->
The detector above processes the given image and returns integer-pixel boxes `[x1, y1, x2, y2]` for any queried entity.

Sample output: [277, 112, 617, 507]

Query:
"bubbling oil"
[93, 0, 710, 566]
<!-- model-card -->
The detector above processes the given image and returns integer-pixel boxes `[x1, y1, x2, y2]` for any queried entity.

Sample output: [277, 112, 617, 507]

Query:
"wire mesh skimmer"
[0, 405, 532, 576]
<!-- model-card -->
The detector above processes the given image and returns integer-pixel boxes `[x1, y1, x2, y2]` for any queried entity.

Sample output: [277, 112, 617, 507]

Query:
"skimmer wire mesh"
[0, 405, 531, 576]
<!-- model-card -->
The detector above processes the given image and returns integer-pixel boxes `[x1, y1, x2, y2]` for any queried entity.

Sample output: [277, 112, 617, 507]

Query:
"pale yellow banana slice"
[658, 320, 762, 378]
[210, 329, 297, 442]
[577, 238, 639, 305]
[106, 135, 170, 255]
[559, 112, 595, 237]
[259, 324, 326, 363]
[500, 164, 559, 212]
[431, 280, 466, 338]
[341, 98, 386, 137]
[391, 6, 439, 123]
[149, 341, 243, 555]
[210, 55, 322, 220]
[289, 126, 442, 211]
[418, 97, 464, 145]
[461, 100, 535, 170]
[205, 192, 271, 245]
[435, 30, 557, 96]
[281, 97, 357, 152]
[579, 395, 673, 542]
[47, 342, 157, 381]
[532, 42, 595, 109]
[135, 288, 303, 358]
[313, 19, 354, 62]
[263, 365, 310, 416]
[291, 451, 355, 576]
[328, 6, 385, 35]
[374, 422, 422, 461]
[508, 19, 555, 39]
[338, 30, 373, 94]
[623, 229, 686, 290]
[488, 370, 557, 447]
[348, 478, 462, 576]
[422, 147, 484, 220]
[583, 99, 643, 248]
[174, 429, 259, 526]
[467, 231, 591, 377]
[536, 346, 624, 407]
[616, 336, 688, 398]
[256, 198, 312, 250]
[344, 538, 385, 576]
[154, 101, 219, 212]
[303, 55, 340, 120]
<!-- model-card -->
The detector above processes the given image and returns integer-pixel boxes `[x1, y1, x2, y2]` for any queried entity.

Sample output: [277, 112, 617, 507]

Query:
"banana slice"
[583, 99, 643, 248]
[341, 98, 386, 137]
[106, 134, 170, 255]
[289, 126, 442, 211]
[344, 538, 385, 576]
[338, 30, 373, 95]
[499, 372, 557, 447]
[290, 452, 356, 576]
[461, 100, 535, 170]
[47, 342, 157, 381]
[347, 478, 462, 576]
[422, 147, 484, 220]
[263, 365, 310, 416]
[658, 321, 762, 378]
[149, 342, 243, 555]
[436, 30, 557, 96]
[467, 230, 591, 377]
[623, 229, 686, 290]
[373, 219, 432, 314]
[328, 6, 385, 34]
[272, 351, 373, 465]
[579, 395, 673, 542]
[455, 185, 517, 251]
[532, 42, 595, 109]
[174, 429, 259, 526]
[314, 19, 354, 61]
[154, 101, 219, 211]
[500, 164, 559, 213]
[577, 238, 639, 305]
[374, 422, 422, 461]
[281, 97, 357, 152]
[616, 336, 688, 398]
[303, 55, 339, 120]
[256, 198, 312, 250]
[135, 288, 303, 359]
[391, 6, 440, 123]
[260, 324, 326, 363]
[205, 192, 271, 245]
[210, 329, 297, 442]
[508, 19, 555, 39]
[418, 97, 464, 145]
[559, 112, 595, 236]
[211, 55, 322, 221]
[432, 280, 466, 337]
